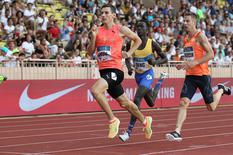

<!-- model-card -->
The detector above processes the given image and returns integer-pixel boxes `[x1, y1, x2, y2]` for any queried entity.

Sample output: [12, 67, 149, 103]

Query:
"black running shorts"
[99, 68, 124, 99]
[180, 75, 214, 104]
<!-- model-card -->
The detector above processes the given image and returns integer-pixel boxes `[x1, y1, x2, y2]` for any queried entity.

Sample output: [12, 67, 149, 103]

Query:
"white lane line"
[1, 131, 233, 154]
[1, 115, 233, 136]
[0, 151, 51, 155]
[0, 123, 233, 149]
[41, 132, 233, 154]
[0, 113, 233, 143]
[2, 122, 233, 141]
[1, 110, 233, 132]
[0, 104, 232, 123]
[140, 142, 233, 155]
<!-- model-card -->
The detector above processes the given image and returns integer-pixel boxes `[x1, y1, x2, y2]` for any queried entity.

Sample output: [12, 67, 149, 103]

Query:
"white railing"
[0, 60, 232, 80]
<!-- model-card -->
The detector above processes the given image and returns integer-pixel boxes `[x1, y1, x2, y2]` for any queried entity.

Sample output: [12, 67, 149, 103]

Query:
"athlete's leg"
[116, 93, 146, 124]
[91, 78, 115, 121]
[206, 83, 231, 111]
[116, 93, 152, 140]
[165, 97, 190, 141]
[195, 76, 231, 111]
[119, 79, 152, 141]
[126, 85, 149, 135]
[175, 97, 190, 134]
[144, 72, 168, 107]
[175, 76, 197, 134]
[119, 85, 150, 141]
[166, 76, 197, 141]
[91, 77, 123, 139]
[126, 70, 154, 134]
[119, 70, 154, 141]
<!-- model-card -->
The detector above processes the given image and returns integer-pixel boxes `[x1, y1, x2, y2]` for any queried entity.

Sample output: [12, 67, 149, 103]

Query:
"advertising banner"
[0, 78, 232, 116]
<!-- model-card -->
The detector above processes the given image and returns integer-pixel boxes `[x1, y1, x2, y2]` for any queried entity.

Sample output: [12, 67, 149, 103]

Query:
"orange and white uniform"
[183, 31, 210, 76]
[95, 24, 123, 71]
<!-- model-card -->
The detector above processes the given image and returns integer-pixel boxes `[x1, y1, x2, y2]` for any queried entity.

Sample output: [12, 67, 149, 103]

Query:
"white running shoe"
[165, 131, 182, 142]
[160, 72, 168, 79]
[119, 131, 130, 142]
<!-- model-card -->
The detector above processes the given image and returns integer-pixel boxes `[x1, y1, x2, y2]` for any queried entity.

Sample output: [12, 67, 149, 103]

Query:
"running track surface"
[1, 105, 233, 155]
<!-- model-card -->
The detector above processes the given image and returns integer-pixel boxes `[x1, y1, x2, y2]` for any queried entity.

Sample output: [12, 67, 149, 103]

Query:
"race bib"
[135, 62, 147, 69]
[133, 57, 148, 72]
[97, 46, 112, 62]
[183, 46, 194, 61]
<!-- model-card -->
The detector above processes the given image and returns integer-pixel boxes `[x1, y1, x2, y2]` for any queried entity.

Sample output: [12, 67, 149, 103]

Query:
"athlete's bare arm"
[120, 26, 142, 58]
[87, 25, 98, 56]
[125, 41, 134, 75]
[151, 40, 168, 65]
[197, 33, 214, 63]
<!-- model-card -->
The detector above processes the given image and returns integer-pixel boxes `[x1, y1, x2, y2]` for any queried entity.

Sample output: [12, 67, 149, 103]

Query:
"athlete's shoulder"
[119, 25, 134, 37]
[197, 31, 206, 38]
[151, 38, 158, 47]
[98, 26, 104, 31]
[196, 31, 208, 43]
[150, 38, 156, 43]
[119, 24, 128, 32]
[115, 23, 122, 28]
[110, 23, 120, 29]
[148, 38, 153, 41]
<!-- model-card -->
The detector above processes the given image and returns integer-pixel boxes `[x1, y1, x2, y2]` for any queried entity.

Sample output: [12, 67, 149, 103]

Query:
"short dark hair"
[101, 4, 116, 14]
[184, 12, 197, 20]
[136, 21, 149, 29]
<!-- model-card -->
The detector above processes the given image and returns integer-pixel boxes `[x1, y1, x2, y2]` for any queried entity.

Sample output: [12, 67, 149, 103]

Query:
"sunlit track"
[0, 111, 232, 134]
[0, 121, 233, 146]
[22, 132, 233, 154]
[140, 142, 233, 155]
[0, 104, 232, 123]
[0, 112, 233, 134]
[0, 130, 232, 154]
[0, 105, 233, 129]
[0, 105, 233, 154]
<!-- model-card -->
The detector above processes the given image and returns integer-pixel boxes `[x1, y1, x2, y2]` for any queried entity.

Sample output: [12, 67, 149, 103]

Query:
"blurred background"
[0, 0, 232, 79]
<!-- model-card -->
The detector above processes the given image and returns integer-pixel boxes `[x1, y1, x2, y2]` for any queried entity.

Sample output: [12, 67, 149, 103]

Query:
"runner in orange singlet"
[165, 12, 231, 142]
[87, 4, 153, 139]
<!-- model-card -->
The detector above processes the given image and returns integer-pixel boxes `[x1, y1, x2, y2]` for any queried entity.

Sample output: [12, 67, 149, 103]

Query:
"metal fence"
[0, 60, 232, 80]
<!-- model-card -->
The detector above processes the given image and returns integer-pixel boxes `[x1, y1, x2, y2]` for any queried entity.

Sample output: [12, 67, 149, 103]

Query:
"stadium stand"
[0, 0, 232, 79]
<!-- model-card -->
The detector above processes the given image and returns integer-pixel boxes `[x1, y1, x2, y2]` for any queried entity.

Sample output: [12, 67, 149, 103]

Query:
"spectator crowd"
[0, 0, 232, 67]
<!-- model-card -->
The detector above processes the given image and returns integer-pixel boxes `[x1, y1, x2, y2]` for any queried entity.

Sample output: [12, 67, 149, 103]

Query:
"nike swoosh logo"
[191, 81, 229, 103]
[19, 83, 85, 112]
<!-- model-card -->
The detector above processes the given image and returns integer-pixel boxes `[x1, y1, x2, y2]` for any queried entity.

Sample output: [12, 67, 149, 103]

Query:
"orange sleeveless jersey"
[95, 24, 124, 71]
[183, 31, 210, 76]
